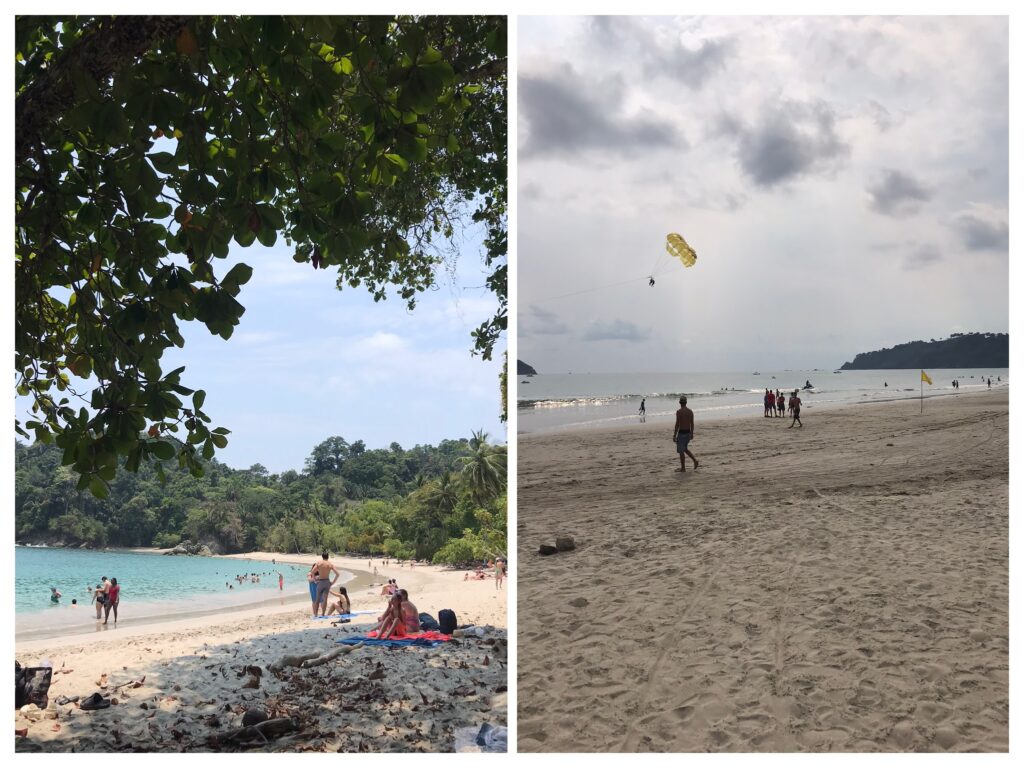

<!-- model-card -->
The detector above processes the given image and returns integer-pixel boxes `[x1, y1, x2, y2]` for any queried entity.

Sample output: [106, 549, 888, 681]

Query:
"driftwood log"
[270, 642, 363, 672]
[268, 652, 320, 672]
[300, 642, 363, 668]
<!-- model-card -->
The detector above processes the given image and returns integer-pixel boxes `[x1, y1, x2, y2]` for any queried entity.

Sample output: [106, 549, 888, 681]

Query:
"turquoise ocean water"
[517, 368, 1009, 434]
[15, 547, 354, 640]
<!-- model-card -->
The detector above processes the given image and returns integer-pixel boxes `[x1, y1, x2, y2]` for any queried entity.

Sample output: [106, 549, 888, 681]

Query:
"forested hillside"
[840, 333, 1008, 370]
[15, 432, 506, 565]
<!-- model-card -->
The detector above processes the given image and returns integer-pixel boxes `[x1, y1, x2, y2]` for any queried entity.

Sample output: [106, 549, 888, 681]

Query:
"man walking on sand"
[673, 396, 699, 472]
[788, 390, 803, 428]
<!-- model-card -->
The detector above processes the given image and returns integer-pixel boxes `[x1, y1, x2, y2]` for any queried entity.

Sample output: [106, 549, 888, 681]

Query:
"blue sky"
[16, 225, 505, 474]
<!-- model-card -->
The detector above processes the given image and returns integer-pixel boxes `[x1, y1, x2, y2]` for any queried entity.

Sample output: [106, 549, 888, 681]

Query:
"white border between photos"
[4, 1, 1021, 765]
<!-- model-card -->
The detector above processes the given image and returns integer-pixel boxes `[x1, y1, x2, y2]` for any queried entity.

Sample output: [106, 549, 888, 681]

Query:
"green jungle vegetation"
[15, 431, 507, 566]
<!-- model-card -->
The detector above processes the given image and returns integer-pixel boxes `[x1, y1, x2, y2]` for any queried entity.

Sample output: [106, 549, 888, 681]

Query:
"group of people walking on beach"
[764, 388, 803, 427]
[670, 386, 806, 473]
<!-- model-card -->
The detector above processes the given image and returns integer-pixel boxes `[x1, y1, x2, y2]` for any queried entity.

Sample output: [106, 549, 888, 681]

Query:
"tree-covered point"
[15, 16, 507, 496]
[15, 430, 507, 565]
[839, 332, 1009, 370]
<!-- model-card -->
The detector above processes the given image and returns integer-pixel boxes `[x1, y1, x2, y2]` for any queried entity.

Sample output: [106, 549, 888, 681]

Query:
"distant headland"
[840, 332, 1008, 370]
[517, 359, 538, 376]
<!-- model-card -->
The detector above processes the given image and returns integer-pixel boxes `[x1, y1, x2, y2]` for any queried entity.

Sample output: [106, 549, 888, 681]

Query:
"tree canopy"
[16, 431, 507, 565]
[15, 16, 507, 497]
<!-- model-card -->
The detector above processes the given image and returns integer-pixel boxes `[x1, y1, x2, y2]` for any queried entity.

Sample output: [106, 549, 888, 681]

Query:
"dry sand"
[16, 554, 507, 752]
[517, 389, 1008, 752]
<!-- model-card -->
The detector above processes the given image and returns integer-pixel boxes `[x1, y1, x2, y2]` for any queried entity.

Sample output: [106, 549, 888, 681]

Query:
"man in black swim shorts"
[673, 396, 699, 472]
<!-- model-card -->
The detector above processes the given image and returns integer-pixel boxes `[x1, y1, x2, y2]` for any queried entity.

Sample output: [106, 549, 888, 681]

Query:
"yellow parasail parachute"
[666, 232, 697, 267]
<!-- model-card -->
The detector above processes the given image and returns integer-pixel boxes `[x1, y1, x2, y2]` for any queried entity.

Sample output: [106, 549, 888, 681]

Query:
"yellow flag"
[921, 370, 932, 385]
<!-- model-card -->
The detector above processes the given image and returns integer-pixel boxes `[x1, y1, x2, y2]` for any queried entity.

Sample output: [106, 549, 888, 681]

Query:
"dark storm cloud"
[521, 305, 571, 337]
[954, 212, 1009, 251]
[730, 101, 849, 187]
[520, 64, 681, 158]
[582, 319, 651, 342]
[867, 169, 933, 217]
[903, 243, 942, 270]
[865, 100, 898, 132]
[643, 38, 733, 89]
[587, 16, 732, 90]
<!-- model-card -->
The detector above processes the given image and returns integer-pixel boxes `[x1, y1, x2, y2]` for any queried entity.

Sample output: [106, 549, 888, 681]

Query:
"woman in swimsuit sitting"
[375, 592, 407, 639]
[396, 589, 420, 633]
[327, 585, 351, 616]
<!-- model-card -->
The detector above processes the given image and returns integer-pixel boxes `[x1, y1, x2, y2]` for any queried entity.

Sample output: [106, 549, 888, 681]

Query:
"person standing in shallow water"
[638, 398, 646, 422]
[103, 578, 120, 625]
[673, 396, 699, 472]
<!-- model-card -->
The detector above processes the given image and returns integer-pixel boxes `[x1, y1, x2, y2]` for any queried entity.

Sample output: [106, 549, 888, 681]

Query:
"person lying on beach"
[396, 589, 419, 632]
[326, 586, 351, 616]
[375, 593, 407, 639]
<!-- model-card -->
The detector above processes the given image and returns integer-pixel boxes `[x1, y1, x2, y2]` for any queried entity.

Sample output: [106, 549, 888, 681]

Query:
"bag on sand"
[419, 612, 441, 632]
[16, 662, 52, 709]
[438, 609, 457, 635]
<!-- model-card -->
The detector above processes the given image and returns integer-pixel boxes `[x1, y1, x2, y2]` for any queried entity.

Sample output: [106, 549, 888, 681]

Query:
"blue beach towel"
[337, 636, 446, 649]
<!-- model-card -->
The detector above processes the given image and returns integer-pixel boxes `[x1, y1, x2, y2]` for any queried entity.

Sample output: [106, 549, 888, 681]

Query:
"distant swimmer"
[648, 277, 656, 287]
[803, 380, 813, 389]
[49, 587, 61, 604]
[673, 396, 699, 472]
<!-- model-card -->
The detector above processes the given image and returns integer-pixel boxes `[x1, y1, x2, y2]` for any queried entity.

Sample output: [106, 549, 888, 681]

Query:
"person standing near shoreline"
[306, 569, 319, 617]
[495, 559, 506, 589]
[103, 578, 120, 625]
[673, 396, 699, 472]
[788, 390, 803, 428]
[310, 552, 340, 617]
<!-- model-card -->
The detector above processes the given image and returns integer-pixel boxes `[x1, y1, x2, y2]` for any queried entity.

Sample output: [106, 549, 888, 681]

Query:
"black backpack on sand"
[438, 608, 457, 635]
[419, 612, 440, 632]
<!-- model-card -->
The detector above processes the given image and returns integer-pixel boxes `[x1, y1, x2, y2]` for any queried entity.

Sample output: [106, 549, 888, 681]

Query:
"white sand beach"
[517, 389, 1008, 752]
[15, 554, 507, 752]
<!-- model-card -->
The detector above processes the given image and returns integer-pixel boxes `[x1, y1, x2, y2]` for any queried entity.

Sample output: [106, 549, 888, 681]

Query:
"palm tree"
[459, 431, 507, 505]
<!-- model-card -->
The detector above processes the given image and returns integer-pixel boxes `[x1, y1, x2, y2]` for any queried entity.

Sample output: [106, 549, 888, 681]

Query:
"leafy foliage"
[15, 431, 507, 564]
[15, 16, 507, 495]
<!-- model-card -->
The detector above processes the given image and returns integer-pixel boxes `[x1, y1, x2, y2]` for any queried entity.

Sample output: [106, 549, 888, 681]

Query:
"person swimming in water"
[49, 587, 61, 604]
